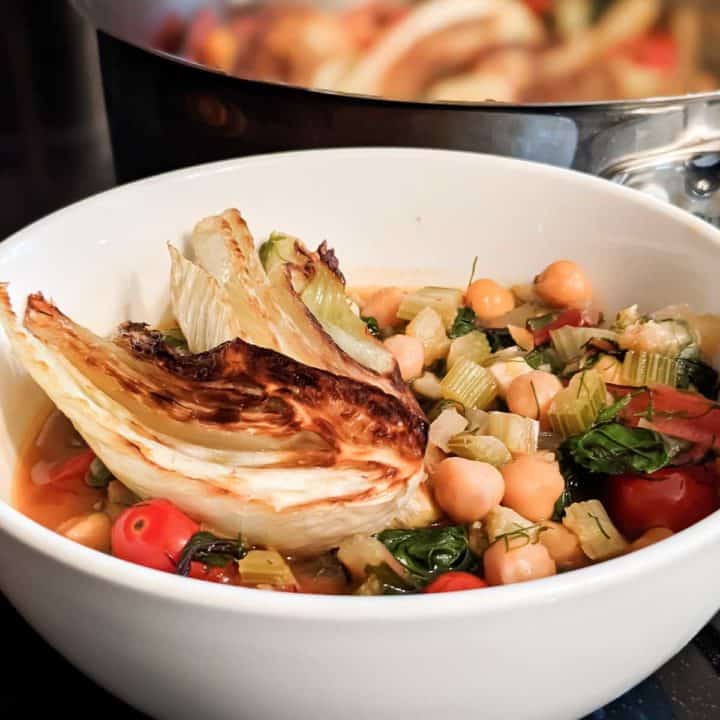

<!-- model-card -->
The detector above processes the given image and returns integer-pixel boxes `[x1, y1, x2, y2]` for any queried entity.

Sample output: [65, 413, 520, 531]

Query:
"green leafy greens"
[676, 358, 720, 400]
[361, 315, 381, 338]
[176, 531, 247, 576]
[563, 423, 669, 475]
[448, 307, 477, 339]
[377, 526, 477, 582]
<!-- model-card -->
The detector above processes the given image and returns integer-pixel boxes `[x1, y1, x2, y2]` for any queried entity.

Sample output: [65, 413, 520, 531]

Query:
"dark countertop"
[2, 1, 720, 718]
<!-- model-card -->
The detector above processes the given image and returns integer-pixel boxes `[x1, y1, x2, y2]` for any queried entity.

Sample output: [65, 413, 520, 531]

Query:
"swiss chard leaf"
[176, 532, 247, 576]
[525, 345, 563, 373]
[484, 328, 516, 353]
[377, 526, 477, 582]
[595, 392, 641, 424]
[448, 307, 477, 339]
[526, 312, 559, 332]
[553, 445, 605, 521]
[676, 358, 719, 400]
[564, 423, 669, 475]
[361, 315, 381, 338]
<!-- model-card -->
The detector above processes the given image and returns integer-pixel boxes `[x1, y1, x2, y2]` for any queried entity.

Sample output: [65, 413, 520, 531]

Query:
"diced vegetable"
[532, 309, 599, 346]
[618, 318, 698, 358]
[486, 358, 534, 397]
[622, 350, 678, 387]
[548, 369, 607, 438]
[563, 422, 669, 475]
[428, 407, 468, 452]
[237, 550, 298, 589]
[397, 286, 463, 328]
[406, 307, 450, 366]
[447, 432, 512, 466]
[484, 505, 536, 544]
[446, 330, 491, 370]
[467, 521, 490, 556]
[487, 411, 539, 454]
[390, 482, 444, 529]
[377, 526, 477, 583]
[354, 563, 418, 595]
[550, 326, 618, 362]
[337, 534, 407, 581]
[593, 353, 624, 385]
[465, 408, 490, 433]
[562, 500, 628, 561]
[440, 358, 497, 409]
[412, 371, 443, 399]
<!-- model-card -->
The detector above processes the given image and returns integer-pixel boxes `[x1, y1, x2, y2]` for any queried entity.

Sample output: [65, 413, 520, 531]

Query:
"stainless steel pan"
[74, 0, 720, 223]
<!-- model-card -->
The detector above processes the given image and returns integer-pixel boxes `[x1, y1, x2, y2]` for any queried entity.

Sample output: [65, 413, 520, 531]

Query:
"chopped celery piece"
[406, 307, 450, 366]
[550, 326, 618, 362]
[258, 231, 304, 272]
[487, 411, 539, 454]
[594, 353, 624, 385]
[485, 506, 535, 544]
[440, 358, 497, 409]
[428, 408, 468, 452]
[447, 331, 491, 370]
[237, 550, 297, 589]
[622, 350, 678, 388]
[412, 371, 443, 400]
[548, 369, 607, 439]
[562, 499, 627, 560]
[447, 432, 512, 466]
[397, 287, 463, 328]
[465, 408, 490, 434]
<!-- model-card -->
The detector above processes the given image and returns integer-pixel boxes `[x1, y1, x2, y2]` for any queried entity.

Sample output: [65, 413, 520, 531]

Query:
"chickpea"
[483, 540, 556, 586]
[57, 512, 112, 553]
[506, 370, 563, 428]
[627, 527, 674, 553]
[433, 458, 505, 524]
[538, 521, 588, 571]
[501, 453, 565, 522]
[465, 279, 515, 322]
[384, 334, 424, 381]
[535, 260, 592, 308]
[362, 287, 406, 329]
[201, 27, 239, 73]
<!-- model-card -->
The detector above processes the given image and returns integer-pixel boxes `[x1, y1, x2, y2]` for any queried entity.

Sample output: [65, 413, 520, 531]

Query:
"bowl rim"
[3, 146, 720, 621]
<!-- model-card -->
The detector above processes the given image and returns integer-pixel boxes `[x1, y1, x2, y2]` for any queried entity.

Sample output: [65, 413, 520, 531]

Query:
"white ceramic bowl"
[2, 149, 720, 720]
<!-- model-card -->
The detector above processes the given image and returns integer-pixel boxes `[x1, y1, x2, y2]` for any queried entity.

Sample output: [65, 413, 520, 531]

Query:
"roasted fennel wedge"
[0, 210, 428, 554]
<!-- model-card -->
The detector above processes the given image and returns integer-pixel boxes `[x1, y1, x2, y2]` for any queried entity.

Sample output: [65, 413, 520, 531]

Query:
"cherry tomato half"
[606, 465, 719, 540]
[111, 499, 199, 572]
[190, 561, 238, 584]
[424, 571, 488, 593]
[622, 33, 678, 72]
[531, 309, 599, 346]
[48, 449, 96, 490]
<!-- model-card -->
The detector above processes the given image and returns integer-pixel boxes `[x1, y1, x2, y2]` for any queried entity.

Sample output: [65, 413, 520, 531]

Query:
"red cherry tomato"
[531, 309, 599, 346]
[424, 572, 488, 593]
[189, 561, 238, 584]
[523, 0, 553, 14]
[622, 33, 678, 72]
[606, 465, 719, 540]
[618, 385, 720, 452]
[48, 449, 96, 490]
[111, 499, 200, 572]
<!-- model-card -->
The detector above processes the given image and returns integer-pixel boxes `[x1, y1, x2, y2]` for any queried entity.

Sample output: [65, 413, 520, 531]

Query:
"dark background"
[2, 2, 720, 718]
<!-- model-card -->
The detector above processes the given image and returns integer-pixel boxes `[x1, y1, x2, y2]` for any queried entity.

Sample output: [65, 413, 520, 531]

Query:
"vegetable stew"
[5, 209, 720, 595]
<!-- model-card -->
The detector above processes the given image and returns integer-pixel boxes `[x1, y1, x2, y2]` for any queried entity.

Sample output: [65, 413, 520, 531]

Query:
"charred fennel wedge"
[0, 210, 427, 554]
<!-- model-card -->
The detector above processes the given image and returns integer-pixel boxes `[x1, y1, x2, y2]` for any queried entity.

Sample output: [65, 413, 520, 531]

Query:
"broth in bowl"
[6, 208, 720, 595]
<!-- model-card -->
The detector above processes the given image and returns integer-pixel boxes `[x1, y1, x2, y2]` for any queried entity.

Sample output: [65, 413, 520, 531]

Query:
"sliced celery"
[447, 432, 512, 467]
[622, 350, 678, 387]
[440, 358, 497, 409]
[237, 550, 297, 589]
[446, 331, 491, 370]
[406, 307, 450, 366]
[562, 499, 627, 561]
[487, 411, 539, 454]
[550, 326, 618, 362]
[397, 286, 463, 328]
[548, 369, 607, 439]
[484, 505, 535, 544]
